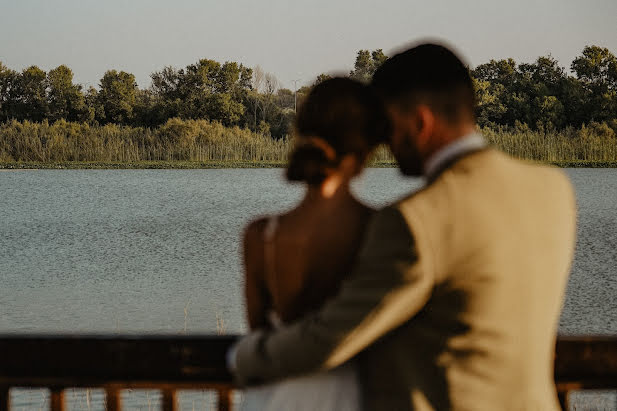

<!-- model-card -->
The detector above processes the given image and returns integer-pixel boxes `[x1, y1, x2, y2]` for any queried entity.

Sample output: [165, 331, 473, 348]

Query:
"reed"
[0, 118, 292, 164]
[483, 124, 617, 163]
[1, 119, 616, 167]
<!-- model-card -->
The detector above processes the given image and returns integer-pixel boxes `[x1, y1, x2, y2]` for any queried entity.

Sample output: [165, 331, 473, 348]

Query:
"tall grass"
[0, 118, 291, 164]
[1, 119, 616, 166]
[484, 124, 617, 163]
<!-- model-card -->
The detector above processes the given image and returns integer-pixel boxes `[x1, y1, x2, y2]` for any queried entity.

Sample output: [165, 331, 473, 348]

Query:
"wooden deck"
[0, 335, 615, 410]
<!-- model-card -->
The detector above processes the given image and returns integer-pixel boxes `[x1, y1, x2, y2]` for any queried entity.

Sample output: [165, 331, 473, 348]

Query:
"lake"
[1, 168, 616, 409]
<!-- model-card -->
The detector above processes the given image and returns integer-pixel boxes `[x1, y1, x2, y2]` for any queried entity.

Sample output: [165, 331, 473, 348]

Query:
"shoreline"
[0, 160, 616, 170]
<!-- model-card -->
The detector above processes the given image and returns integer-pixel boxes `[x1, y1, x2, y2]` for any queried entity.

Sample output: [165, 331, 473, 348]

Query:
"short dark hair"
[371, 43, 476, 123]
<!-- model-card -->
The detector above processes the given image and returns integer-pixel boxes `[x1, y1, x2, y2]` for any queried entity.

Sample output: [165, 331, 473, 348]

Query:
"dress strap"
[264, 215, 279, 243]
[263, 216, 280, 326]
[263, 216, 279, 302]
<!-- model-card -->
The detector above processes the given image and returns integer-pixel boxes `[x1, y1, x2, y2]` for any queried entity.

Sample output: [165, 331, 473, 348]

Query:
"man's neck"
[423, 128, 485, 179]
[421, 123, 476, 161]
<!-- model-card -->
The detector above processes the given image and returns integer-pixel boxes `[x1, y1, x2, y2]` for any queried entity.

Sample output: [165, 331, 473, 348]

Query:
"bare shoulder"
[244, 217, 269, 243]
[242, 217, 271, 262]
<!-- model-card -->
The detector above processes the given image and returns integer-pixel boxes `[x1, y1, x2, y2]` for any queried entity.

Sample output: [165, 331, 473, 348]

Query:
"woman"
[241, 77, 390, 410]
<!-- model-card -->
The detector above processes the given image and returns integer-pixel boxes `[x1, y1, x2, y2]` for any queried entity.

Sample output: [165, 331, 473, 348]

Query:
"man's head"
[371, 43, 477, 176]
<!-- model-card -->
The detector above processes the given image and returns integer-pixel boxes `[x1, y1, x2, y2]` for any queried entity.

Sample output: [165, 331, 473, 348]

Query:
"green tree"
[0, 62, 19, 121]
[151, 66, 182, 101]
[277, 88, 295, 111]
[46, 65, 88, 122]
[472, 59, 517, 84]
[16, 66, 48, 121]
[518, 56, 568, 128]
[84, 87, 103, 123]
[571, 46, 617, 122]
[473, 59, 522, 126]
[97, 70, 138, 124]
[150, 66, 183, 123]
[152, 59, 252, 126]
[350, 49, 387, 83]
[204, 93, 245, 126]
[473, 78, 507, 126]
[133, 88, 159, 127]
[572, 46, 617, 89]
[313, 73, 332, 86]
[371, 49, 388, 69]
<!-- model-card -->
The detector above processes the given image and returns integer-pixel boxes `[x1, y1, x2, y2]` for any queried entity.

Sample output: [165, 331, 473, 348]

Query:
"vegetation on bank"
[1, 119, 616, 168]
[3, 160, 617, 170]
[0, 160, 288, 169]
[1, 45, 617, 140]
[1, 44, 616, 168]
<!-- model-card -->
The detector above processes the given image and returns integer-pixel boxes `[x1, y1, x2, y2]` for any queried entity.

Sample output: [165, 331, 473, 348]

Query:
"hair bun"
[286, 143, 334, 185]
[287, 77, 391, 185]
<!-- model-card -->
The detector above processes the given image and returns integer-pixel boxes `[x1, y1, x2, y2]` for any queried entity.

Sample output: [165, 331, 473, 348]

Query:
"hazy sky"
[1, 0, 616, 90]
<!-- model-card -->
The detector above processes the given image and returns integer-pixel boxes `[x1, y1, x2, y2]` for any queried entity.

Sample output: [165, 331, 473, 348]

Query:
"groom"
[229, 43, 577, 410]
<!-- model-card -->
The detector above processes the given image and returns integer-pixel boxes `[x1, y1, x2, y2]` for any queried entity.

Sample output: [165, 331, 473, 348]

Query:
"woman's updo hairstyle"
[286, 77, 391, 185]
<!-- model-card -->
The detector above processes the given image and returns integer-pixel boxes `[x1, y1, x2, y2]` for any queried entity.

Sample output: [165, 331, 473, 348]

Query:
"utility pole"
[292, 79, 300, 113]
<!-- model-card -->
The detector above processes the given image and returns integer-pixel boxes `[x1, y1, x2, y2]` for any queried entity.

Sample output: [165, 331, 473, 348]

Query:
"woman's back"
[242, 78, 389, 331]
[244, 199, 373, 327]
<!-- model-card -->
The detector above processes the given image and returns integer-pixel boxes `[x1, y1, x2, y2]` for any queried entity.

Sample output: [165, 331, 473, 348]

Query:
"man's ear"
[413, 105, 435, 152]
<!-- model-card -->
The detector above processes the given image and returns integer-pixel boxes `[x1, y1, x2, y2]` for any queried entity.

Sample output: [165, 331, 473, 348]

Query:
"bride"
[240, 77, 391, 410]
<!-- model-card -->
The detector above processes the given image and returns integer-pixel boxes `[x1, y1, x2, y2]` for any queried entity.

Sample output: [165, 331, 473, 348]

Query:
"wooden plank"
[161, 389, 177, 411]
[105, 388, 121, 411]
[557, 390, 569, 411]
[50, 389, 65, 411]
[554, 337, 617, 389]
[0, 335, 237, 387]
[0, 386, 9, 411]
[217, 388, 232, 411]
[7, 335, 614, 388]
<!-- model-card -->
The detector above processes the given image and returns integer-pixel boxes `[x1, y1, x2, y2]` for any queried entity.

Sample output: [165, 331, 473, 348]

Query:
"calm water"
[1, 168, 616, 409]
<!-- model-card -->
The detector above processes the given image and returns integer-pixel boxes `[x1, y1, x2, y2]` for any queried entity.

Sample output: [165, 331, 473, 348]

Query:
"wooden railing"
[554, 337, 617, 409]
[0, 335, 615, 411]
[0, 335, 235, 411]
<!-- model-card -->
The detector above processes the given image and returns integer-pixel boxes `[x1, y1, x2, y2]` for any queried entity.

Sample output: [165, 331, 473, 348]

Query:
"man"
[230, 43, 577, 410]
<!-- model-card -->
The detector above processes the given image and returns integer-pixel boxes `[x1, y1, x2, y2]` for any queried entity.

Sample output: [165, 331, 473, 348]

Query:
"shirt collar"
[423, 131, 486, 178]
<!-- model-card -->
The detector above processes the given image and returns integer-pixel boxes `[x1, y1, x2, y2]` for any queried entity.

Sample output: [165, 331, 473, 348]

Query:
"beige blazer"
[235, 149, 577, 411]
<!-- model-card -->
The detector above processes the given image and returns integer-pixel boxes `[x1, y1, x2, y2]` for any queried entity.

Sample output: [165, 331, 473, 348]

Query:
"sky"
[1, 0, 616, 90]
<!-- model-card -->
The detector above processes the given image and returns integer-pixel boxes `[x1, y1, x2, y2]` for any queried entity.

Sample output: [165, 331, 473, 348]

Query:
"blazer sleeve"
[233, 205, 435, 385]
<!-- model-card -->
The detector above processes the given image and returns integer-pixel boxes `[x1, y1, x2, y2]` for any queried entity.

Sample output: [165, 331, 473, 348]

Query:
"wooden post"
[217, 388, 232, 411]
[105, 388, 121, 411]
[50, 388, 65, 411]
[558, 390, 569, 410]
[161, 389, 176, 411]
[0, 386, 10, 411]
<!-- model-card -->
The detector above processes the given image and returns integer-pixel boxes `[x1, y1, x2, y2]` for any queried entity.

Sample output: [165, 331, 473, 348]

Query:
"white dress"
[240, 217, 361, 411]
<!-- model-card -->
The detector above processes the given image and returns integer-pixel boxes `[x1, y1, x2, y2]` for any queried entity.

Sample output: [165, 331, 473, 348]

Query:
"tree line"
[1, 45, 616, 141]
[0, 60, 296, 138]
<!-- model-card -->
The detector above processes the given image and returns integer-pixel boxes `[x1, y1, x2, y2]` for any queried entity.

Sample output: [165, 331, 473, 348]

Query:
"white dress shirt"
[423, 131, 486, 179]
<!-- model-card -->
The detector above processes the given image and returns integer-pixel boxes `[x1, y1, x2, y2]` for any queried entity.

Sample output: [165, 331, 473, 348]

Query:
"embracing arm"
[233, 206, 435, 385]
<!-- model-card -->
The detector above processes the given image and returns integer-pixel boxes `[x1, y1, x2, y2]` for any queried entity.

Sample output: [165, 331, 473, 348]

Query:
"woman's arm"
[243, 220, 270, 330]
